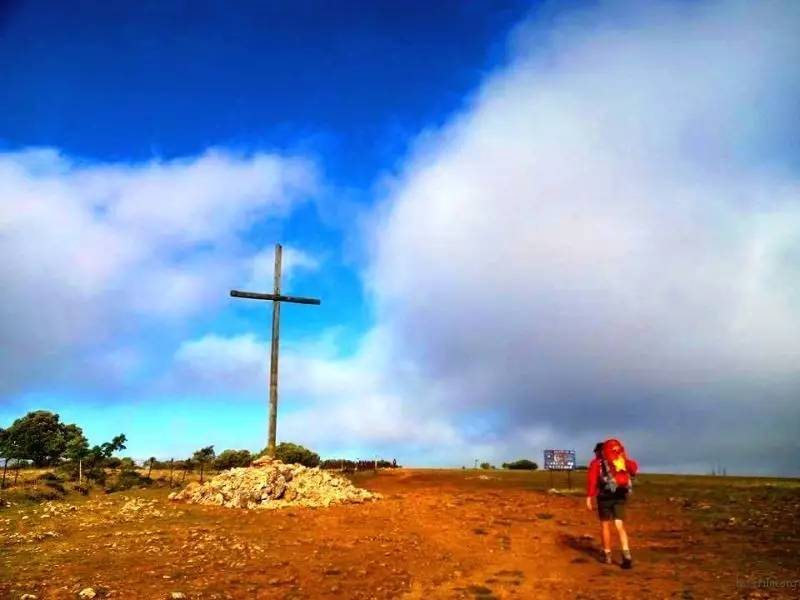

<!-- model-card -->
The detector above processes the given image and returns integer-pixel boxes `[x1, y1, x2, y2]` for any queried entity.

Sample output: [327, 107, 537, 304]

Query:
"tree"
[180, 458, 194, 484]
[192, 446, 215, 483]
[79, 433, 128, 483]
[3, 411, 70, 467]
[63, 429, 90, 483]
[260, 442, 319, 467]
[0, 428, 9, 489]
[213, 449, 252, 470]
[147, 457, 156, 478]
[501, 459, 538, 471]
[100, 434, 127, 458]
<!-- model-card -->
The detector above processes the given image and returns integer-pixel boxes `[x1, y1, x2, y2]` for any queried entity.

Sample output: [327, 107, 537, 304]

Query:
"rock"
[79, 588, 97, 599]
[20, 594, 37, 600]
[118, 498, 164, 520]
[170, 593, 186, 599]
[169, 462, 380, 510]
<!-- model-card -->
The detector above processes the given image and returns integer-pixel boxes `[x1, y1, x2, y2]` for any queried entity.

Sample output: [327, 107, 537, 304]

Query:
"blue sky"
[2, 0, 799, 474]
[2, 1, 527, 180]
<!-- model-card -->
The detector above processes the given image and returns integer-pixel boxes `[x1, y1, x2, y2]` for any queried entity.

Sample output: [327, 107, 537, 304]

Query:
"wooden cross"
[230, 243, 321, 457]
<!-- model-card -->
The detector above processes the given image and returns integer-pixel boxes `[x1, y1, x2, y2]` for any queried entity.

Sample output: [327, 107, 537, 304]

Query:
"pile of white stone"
[118, 497, 166, 520]
[168, 457, 379, 510]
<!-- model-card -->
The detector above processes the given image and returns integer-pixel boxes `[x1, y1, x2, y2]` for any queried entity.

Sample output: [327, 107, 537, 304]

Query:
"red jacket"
[586, 457, 639, 497]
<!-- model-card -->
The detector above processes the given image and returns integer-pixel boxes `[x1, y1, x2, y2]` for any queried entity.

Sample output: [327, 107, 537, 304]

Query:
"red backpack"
[600, 438, 631, 491]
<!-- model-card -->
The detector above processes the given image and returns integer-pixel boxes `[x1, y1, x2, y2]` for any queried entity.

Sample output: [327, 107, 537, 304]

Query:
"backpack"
[599, 438, 632, 494]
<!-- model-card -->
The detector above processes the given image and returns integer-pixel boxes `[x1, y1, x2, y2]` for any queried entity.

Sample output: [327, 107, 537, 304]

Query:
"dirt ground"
[1, 469, 799, 599]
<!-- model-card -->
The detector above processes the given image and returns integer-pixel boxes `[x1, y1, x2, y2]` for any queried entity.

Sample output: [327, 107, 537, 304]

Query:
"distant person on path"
[586, 439, 638, 568]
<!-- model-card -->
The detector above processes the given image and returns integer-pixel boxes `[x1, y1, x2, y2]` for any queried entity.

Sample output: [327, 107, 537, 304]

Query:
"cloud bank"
[0, 148, 317, 394]
[177, 0, 800, 472]
[364, 0, 800, 472]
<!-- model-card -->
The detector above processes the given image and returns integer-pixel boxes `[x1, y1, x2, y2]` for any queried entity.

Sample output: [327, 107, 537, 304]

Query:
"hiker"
[586, 439, 638, 569]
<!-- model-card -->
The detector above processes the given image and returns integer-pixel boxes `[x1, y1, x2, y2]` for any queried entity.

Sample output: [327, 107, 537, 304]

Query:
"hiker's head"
[593, 442, 604, 457]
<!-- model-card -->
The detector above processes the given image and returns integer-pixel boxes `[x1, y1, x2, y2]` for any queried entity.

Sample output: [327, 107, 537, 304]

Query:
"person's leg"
[597, 497, 613, 563]
[600, 520, 612, 563]
[601, 520, 612, 551]
[614, 518, 633, 568]
[614, 519, 629, 551]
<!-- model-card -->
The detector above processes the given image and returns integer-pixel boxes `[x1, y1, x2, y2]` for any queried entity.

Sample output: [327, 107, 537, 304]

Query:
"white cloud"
[168, 327, 465, 458]
[246, 245, 322, 291]
[156, 1, 800, 473]
[360, 0, 800, 472]
[0, 148, 317, 393]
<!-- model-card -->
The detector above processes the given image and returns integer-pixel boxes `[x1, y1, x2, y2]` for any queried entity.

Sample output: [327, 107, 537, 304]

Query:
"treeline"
[320, 459, 400, 471]
[0, 410, 127, 488]
[1, 410, 400, 493]
[501, 459, 539, 470]
[123, 442, 323, 486]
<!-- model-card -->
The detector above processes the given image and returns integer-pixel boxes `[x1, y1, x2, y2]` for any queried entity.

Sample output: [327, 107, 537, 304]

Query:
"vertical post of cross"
[230, 244, 320, 457]
[267, 244, 283, 457]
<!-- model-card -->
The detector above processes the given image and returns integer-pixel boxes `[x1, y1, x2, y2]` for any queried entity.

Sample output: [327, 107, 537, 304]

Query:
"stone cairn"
[168, 456, 380, 510]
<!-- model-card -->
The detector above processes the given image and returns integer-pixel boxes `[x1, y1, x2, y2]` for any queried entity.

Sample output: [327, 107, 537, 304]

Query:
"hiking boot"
[600, 551, 612, 565]
[621, 556, 633, 569]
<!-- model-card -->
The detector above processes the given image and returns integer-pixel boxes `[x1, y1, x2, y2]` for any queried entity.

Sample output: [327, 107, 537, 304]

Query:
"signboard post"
[544, 449, 576, 490]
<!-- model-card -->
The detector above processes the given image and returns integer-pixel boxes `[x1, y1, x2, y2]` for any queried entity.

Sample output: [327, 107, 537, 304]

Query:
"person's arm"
[626, 458, 639, 477]
[586, 459, 599, 509]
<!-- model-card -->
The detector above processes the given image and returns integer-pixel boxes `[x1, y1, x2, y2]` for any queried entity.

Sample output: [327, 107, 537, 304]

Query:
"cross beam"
[230, 244, 321, 457]
[230, 290, 320, 305]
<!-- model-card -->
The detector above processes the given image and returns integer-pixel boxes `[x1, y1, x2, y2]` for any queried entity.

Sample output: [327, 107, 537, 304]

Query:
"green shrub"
[501, 459, 539, 471]
[261, 442, 320, 467]
[16, 484, 66, 502]
[105, 470, 152, 493]
[36, 471, 61, 482]
[56, 461, 107, 484]
[213, 449, 253, 470]
[35, 472, 66, 494]
[69, 482, 91, 495]
[480, 462, 495, 470]
[86, 466, 107, 484]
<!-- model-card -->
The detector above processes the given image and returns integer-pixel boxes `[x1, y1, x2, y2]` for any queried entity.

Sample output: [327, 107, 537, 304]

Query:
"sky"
[1, 0, 799, 475]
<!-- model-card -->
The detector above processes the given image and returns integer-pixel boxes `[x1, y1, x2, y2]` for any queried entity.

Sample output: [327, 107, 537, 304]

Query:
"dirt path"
[2, 469, 798, 599]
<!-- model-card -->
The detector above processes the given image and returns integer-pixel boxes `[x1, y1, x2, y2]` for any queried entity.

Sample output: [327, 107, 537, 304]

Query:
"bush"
[17, 484, 66, 502]
[34, 472, 66, 494]
[36, 471, 61, 483]
[87, 466, 107, 484]
[480, 462, 495, 470]
[213, 449, 253, 470]
[69, 482, 91, 495]
[105, 470, 152, 493]
[263, 443, 320, 468]
[501, 459, 539, 471]
[58, 462, 107, 484]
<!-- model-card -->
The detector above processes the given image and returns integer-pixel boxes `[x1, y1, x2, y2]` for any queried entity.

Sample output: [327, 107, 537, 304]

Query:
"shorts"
[597, 492, 627, 521]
